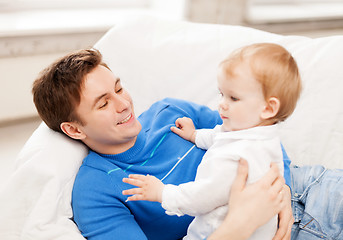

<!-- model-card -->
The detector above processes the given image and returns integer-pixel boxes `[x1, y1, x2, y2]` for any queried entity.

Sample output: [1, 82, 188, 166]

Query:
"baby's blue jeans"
[290, 165, 343, 239]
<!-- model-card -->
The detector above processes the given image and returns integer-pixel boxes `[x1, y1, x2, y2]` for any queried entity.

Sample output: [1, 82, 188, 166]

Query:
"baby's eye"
[231, 96, 239, 101]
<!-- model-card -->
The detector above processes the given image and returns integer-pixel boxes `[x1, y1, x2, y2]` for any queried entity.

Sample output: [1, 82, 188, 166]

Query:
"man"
[32, 48, 293, 240]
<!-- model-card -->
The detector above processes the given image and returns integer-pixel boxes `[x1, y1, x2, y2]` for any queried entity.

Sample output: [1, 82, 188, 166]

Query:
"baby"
[123, 43, 302, 239]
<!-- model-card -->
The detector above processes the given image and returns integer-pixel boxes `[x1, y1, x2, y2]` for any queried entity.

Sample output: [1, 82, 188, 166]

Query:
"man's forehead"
[82, 66, 120, 91]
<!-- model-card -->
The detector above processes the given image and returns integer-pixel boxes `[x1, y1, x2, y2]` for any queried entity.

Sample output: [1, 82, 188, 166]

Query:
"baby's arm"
[122, 174, 165, 203]
[170, 117, 197, 143]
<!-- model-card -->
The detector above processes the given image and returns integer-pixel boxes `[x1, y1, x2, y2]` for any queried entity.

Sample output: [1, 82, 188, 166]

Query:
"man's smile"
[117, 113, 132, 125]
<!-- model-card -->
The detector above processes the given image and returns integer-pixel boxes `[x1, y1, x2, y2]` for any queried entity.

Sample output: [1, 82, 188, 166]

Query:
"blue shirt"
[72, 98, 291, 240]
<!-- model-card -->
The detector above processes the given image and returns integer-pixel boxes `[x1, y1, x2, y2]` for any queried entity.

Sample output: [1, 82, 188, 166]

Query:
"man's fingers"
[273, 222, 286, 240]
[231, 159, 249, 192]
[272, 211, 292, 240]
[279, 218, 293, 240]
[272, 176, 285, 192]
[262, 163, 281, 187]
[283, 215, 294, 240]
[269, 177, 285, 201]
[273, 186, 293, 240]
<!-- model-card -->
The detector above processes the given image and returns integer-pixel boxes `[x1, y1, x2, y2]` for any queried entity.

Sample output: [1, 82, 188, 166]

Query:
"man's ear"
[261, 97, 280, 120]
[60, 122, 86, 140]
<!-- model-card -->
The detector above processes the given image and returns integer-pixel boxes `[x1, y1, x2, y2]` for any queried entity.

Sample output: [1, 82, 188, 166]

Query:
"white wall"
[0, 31, 105, 123]
[1, 1, 343, 124]
[0, 9, 127, 124]
[0, 6, 184, 124]
[0, 53, 67, 122]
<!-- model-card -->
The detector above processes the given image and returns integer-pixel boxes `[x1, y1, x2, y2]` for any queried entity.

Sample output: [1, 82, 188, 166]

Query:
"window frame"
[0, 0, 150, 12]
[246, 0, 343, 24]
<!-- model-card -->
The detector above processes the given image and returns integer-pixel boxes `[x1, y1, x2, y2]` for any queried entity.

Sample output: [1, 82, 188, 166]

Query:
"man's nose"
[114, 95, 130, 113]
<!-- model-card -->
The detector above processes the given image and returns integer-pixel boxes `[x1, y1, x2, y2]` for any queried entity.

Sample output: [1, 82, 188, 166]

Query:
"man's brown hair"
[32, 48, 109, 133]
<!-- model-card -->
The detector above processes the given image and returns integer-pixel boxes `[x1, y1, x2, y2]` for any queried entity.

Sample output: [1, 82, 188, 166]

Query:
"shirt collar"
[216, 124, 279, 141]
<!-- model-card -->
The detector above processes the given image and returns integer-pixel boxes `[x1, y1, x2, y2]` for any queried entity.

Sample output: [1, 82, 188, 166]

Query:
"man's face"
[75, 65, 142, 154]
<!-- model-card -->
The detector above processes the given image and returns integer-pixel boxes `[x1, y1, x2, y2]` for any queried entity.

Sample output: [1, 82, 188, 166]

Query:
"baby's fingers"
[126, 194, 145, 201]
[123, 174, 148, 186]
[128, 174, 149, 180]
[122, 187, 142, 196]
[171, 126, 183, 135]
[122, 177, 143, 188]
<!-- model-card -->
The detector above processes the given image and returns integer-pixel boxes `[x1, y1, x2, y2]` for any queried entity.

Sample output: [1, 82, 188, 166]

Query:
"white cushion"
[1, 14, 343, 240]
[95, 15, 343, 169]
[0, 123, 87, 240]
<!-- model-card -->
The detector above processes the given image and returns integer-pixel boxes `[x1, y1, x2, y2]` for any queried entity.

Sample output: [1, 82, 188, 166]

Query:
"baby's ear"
[60, 122, 86, 140]
[261, 97, 280, 120]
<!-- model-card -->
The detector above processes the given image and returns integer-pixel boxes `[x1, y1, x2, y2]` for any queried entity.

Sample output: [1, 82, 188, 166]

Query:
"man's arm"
[72, 171, 148, 240]
[73, 196, 148, 240]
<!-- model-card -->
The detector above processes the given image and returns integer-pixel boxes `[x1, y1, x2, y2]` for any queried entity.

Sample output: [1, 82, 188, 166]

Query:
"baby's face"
[217, 63, 267, 132]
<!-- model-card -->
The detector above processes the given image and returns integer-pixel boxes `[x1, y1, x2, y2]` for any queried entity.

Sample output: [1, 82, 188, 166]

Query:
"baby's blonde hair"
[220, 43, 302, 124]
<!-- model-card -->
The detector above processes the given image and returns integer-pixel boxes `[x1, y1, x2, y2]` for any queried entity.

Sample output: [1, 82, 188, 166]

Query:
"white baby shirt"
[162, 125, 284, 240]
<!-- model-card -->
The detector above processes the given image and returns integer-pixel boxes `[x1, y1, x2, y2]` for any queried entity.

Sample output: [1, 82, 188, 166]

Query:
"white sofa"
[1, 15, 343, 240]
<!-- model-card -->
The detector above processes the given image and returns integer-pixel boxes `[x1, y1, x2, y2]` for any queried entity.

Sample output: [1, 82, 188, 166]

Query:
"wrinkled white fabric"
[162, 125, 283, 239]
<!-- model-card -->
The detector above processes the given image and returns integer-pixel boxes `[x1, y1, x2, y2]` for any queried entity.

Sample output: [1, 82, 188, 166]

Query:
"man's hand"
[273, 185, 294, 240]
[208, 159, 287, 240]
[229, 160, 286, 233]
[122, 174, 165, 203]
[170, 117, 196, 143]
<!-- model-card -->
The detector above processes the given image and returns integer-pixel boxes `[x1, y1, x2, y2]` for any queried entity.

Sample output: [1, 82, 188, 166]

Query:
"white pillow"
[95, 15, 343, 169]
[0, 123, 87, 240]
[1, 14, 343, 240]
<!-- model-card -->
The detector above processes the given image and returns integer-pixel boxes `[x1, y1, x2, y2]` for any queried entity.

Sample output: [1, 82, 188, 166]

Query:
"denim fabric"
[290, 165, 343, 240]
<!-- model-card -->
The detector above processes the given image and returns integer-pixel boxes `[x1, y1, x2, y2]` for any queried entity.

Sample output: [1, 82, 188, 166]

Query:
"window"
[0, 0, 149, 12]
[0, 0, 153, 58]
[246, 0, 343, 24]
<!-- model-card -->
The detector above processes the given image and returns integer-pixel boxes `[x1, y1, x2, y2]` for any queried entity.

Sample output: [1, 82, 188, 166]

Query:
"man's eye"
[231, 96, 239, 101]
[99, 101, 108, 109]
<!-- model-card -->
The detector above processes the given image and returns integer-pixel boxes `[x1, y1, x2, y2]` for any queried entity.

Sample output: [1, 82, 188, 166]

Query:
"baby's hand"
[122, 174, 164, 203]
[170, 117, 196, 143]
